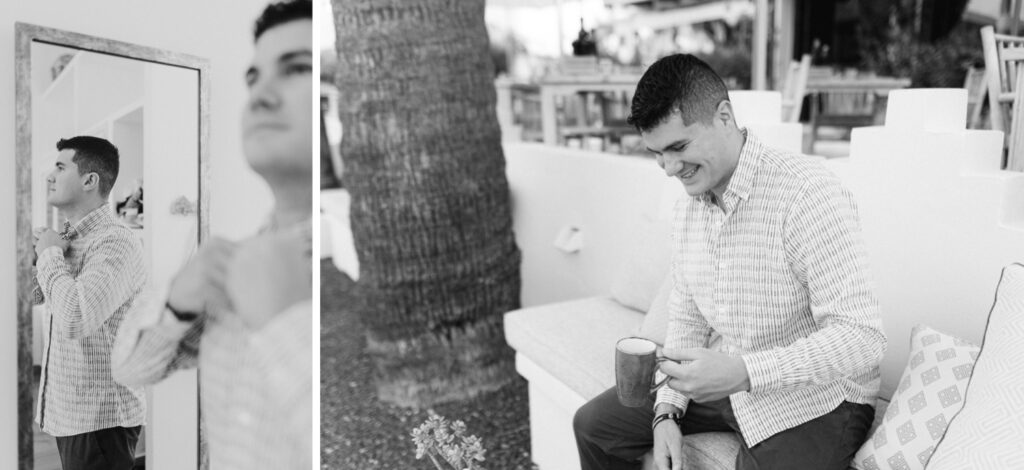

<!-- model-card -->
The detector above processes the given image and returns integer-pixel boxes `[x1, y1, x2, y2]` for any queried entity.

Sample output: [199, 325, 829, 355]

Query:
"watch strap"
[651, 412, 682, 431]
[166, 301, 199, 322]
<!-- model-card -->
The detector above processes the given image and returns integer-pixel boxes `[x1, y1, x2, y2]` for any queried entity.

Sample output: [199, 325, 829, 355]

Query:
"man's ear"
[82, 172, 99, 193]
[716, 100, 735, 127]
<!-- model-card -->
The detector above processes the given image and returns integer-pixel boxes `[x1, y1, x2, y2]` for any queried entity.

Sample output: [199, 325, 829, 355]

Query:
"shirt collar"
[696, 128, 762, 211]
[70, 204, 115, 238]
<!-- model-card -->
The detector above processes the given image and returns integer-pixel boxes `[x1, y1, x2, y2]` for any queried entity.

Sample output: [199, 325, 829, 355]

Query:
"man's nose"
[662, 156, 684, 177]
[248, 77, 281, 111]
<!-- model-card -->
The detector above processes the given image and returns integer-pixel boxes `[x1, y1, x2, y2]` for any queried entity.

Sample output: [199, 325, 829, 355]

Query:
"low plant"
[411, 412, 487, 470]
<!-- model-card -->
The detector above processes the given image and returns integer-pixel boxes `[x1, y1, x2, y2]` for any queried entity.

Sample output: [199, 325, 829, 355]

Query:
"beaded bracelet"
[651, 412, 682, 431]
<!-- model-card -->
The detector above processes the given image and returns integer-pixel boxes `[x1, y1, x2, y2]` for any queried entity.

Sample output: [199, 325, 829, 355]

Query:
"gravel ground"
[320, 260, 537, 470]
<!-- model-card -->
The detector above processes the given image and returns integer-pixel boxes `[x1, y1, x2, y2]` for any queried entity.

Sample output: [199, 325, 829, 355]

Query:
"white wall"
[1, 1, 274, 467]
[111, 115, 144, 209]
[506, 88, 1024, 399]
[507, 145, 666, 306]
[142, 60, 202, 469]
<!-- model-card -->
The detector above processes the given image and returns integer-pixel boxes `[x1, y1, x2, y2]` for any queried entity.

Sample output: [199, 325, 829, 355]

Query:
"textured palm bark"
[334, 0, 522, 407]
[320, 106, 340, 189]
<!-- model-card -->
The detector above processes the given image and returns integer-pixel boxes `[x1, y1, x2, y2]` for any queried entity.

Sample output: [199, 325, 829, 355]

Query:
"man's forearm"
[655, 403, 682, 415]
[742, 319, 885, 394]
[112, 299, 202, 386]
[37, 247, 133, 339]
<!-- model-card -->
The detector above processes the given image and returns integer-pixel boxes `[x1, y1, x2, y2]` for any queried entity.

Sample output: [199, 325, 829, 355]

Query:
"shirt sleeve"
[112, 286, 204, 387]
[36, 234, 144, 339]
[29, 267, 44, 305]
[655, 200, 712, 413]
[742, 179, 887, 394]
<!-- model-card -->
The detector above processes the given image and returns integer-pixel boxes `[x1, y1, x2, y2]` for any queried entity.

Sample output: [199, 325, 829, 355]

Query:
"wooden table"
[806, 76, 912, 94]
[537, 74, 641, 145]
[805, 75, 912, 150]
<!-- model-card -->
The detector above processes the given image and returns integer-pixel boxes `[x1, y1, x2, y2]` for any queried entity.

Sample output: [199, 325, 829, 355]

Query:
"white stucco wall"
[0, 1, 275, 467]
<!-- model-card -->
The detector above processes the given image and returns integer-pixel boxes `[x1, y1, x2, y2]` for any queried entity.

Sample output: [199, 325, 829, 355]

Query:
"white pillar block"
[962, 130, 1006, 173]
[884, 88, 968, 133]
[746, 122, 803, 154]
[321, 189, 360, 281]
[729, 90, 782, 125]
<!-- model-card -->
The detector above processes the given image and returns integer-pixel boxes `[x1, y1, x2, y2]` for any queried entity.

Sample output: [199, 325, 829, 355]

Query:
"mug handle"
[650, 374, 669, 394]
[652, 347, 678, 393]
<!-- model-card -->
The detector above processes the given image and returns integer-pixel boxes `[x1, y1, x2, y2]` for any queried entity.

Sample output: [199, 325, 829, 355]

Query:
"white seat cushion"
[505, 297, 645, 399]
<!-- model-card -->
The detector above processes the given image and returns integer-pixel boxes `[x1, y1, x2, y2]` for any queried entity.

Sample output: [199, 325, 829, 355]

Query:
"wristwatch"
[166, 301, 199, 321]
[651, 412, 682, 431]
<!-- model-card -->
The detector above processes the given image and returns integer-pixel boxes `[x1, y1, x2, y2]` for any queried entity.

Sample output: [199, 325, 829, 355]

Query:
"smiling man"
[111, 1, 312, 469]
[572, 54, 887, 470]
[32, 136, 147, 470]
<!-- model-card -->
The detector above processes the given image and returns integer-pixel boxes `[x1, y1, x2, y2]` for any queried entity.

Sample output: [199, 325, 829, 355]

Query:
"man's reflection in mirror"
[112, 1, 312, 468]
[32, 136, 147, 470]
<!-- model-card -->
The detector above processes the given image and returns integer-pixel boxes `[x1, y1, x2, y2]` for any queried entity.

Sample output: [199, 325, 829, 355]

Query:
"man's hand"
[167, 238, 238, 317]
[659, 348, 751, 402]
[653, 404, 685, 470]
[225, 231, 311, 330]
[33, 227, 69, 257]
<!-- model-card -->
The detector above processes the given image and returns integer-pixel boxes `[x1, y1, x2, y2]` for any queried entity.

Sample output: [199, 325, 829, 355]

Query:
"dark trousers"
[55, 426, 141, 470]
[573, 387, 874, 470]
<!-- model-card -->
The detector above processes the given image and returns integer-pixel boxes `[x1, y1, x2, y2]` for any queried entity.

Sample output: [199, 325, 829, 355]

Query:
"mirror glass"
[22, 36, 203, 469]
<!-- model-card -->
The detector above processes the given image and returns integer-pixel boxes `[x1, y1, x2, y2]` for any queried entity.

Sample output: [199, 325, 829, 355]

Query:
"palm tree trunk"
[333, 0, 522, 407]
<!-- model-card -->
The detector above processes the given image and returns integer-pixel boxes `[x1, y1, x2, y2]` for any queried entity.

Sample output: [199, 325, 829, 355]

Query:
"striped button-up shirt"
[33, 205, 147, 436]
[655, 131, 886, 447]
[111, 222, 312, 470]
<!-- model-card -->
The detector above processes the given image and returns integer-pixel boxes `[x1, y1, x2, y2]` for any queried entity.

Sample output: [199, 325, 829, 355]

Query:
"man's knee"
[573, 398, 600, 439]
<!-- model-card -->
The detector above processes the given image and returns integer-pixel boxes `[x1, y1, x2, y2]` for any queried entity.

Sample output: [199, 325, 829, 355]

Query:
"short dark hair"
[254, 0, 312, 42]
[627, 54, 731, 132]
[56, 136, 119, 198]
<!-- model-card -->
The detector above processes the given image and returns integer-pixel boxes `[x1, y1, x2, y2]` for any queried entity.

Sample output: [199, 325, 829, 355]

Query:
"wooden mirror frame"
[14, 22, 210, 470]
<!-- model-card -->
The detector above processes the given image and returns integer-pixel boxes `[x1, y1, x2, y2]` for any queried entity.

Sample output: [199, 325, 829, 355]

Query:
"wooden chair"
[964, 66, 987, 130]
[780, 54, 811, 123]
[980, 25, 1024, 170]
[1008, 73, 1024, 171]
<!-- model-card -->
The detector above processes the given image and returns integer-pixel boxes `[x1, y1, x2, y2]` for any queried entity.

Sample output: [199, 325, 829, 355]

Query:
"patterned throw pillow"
[927, 264, 1024, 469]
[851, 325, 979, 470]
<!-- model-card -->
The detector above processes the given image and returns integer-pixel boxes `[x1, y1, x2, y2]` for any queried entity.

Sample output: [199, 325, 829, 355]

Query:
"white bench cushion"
[505, 297, 645, 399]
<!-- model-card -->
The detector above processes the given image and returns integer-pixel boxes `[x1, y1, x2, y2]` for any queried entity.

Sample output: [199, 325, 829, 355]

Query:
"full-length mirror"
[16, 23, 209, 470]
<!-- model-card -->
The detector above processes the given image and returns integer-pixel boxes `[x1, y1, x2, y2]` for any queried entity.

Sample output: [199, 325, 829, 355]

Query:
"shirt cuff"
[137, 287, 196, 338]
[654, 370, 690, 413]
[742, 349, 782, 394]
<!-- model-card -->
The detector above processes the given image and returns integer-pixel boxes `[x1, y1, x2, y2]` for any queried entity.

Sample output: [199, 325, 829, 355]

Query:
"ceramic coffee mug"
[615, 337, 669, 408]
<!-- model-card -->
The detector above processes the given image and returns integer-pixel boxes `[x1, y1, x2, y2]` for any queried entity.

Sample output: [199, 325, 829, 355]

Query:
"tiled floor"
[33, 421, 61, 470]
